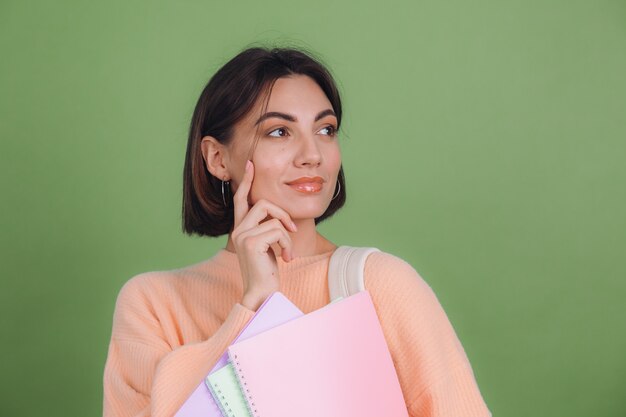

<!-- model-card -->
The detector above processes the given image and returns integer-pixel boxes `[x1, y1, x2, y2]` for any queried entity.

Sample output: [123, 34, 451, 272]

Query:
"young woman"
[103, 46, 491, 417]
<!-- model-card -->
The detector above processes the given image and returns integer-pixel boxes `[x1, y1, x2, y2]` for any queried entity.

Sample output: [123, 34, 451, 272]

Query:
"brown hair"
[182, 46, 347, 237]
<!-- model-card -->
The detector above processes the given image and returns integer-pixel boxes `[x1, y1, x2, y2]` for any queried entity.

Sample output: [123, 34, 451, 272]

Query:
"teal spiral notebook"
[206, 364, 248, 417]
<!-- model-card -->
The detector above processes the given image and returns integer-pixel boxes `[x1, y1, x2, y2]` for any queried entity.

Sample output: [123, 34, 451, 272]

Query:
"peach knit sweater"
[103, 248, 491, 417]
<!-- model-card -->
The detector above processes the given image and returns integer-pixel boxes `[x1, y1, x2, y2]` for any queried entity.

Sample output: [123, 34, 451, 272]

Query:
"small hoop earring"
[331, 180, 341, 200]
[221, 178, 230, 206]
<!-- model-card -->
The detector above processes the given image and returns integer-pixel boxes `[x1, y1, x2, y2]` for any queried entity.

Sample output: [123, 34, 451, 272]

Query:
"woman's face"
[227, 74, 342, 221]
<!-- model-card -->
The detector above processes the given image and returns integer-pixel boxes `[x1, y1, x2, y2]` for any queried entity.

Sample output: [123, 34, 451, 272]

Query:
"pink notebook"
[227, 291, 409, 417]
[175, 292, 304, 417]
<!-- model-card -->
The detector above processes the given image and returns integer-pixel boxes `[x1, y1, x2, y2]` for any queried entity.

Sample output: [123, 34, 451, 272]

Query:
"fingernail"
[245, 160, 252, 170]
[291, 221, 298, 231]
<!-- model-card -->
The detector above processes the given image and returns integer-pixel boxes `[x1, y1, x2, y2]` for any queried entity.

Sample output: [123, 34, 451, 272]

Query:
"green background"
[1, 0, 625, 416]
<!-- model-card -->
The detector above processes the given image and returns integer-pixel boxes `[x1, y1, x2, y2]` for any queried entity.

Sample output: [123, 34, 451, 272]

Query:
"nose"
[294, 132, 322, 167]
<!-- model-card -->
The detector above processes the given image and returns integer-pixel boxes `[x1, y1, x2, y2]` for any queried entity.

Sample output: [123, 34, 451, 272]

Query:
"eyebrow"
[254, 109, 336, 126]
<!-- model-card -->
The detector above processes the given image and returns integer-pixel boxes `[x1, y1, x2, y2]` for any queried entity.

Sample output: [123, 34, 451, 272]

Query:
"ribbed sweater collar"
[209, 248, 337, 275]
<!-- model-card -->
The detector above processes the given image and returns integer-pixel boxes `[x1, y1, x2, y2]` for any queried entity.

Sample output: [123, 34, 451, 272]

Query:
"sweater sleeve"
[364, 252, 492, 417]
[102, 274, 256, 417]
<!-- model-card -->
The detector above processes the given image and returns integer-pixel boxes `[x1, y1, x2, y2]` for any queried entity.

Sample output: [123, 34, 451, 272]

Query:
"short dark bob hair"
[182, 46, 347, 237]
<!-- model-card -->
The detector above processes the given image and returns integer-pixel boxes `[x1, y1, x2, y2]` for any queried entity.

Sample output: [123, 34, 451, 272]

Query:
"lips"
[286, 176, 324, 185]
[286, 176, 324, 193]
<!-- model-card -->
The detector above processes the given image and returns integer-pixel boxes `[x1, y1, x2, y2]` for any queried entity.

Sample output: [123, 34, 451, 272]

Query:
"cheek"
[248, 163, 279, 204]
[327, 146, 342, 173]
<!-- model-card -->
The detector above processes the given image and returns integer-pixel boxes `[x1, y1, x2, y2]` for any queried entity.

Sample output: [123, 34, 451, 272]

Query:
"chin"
[284, 201, 331, 221]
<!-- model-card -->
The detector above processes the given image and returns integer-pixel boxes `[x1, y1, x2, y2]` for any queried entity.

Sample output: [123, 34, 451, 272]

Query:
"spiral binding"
[231, 353, 259, 417]
[207, 378, 237, 417]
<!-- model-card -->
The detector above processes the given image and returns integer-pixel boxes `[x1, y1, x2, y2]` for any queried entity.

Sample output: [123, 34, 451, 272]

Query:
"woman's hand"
[232, 160, 298, 311]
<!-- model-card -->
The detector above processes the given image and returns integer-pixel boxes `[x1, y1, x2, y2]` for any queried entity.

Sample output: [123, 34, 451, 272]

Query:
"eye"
[319, 125, 338, 137]
[267, 127, 288, 138]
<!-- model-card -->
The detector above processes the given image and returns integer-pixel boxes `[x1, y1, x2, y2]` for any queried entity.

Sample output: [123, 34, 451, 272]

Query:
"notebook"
[227, 290, 409, 417]
[206, 296, 347, 417]
[175, 292, 304, 417]
[206, 363, 248, 417]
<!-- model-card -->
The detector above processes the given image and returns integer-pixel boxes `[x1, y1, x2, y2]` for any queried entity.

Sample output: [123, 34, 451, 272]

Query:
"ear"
[201, 136, 231, 181]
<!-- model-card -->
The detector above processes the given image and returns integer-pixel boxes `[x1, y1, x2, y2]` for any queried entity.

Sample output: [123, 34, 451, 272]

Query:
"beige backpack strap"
[328, 246, 381, 302]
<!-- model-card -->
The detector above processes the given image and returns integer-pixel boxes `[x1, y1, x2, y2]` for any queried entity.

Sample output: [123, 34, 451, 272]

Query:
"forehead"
[243, 75, 332, 126]
[264, 75, 331, 111]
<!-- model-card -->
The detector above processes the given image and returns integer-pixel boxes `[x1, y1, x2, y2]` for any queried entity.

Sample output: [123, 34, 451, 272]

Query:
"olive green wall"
[1, 0, 625, 416]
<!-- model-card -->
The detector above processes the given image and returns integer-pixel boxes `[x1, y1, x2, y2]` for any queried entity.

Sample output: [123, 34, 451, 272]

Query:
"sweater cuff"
[214, 303, 257, 345]
[151, 303, 255, 417]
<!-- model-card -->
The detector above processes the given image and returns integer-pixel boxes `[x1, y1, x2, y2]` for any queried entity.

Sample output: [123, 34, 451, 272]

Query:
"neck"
[224, 218, 336, 258]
